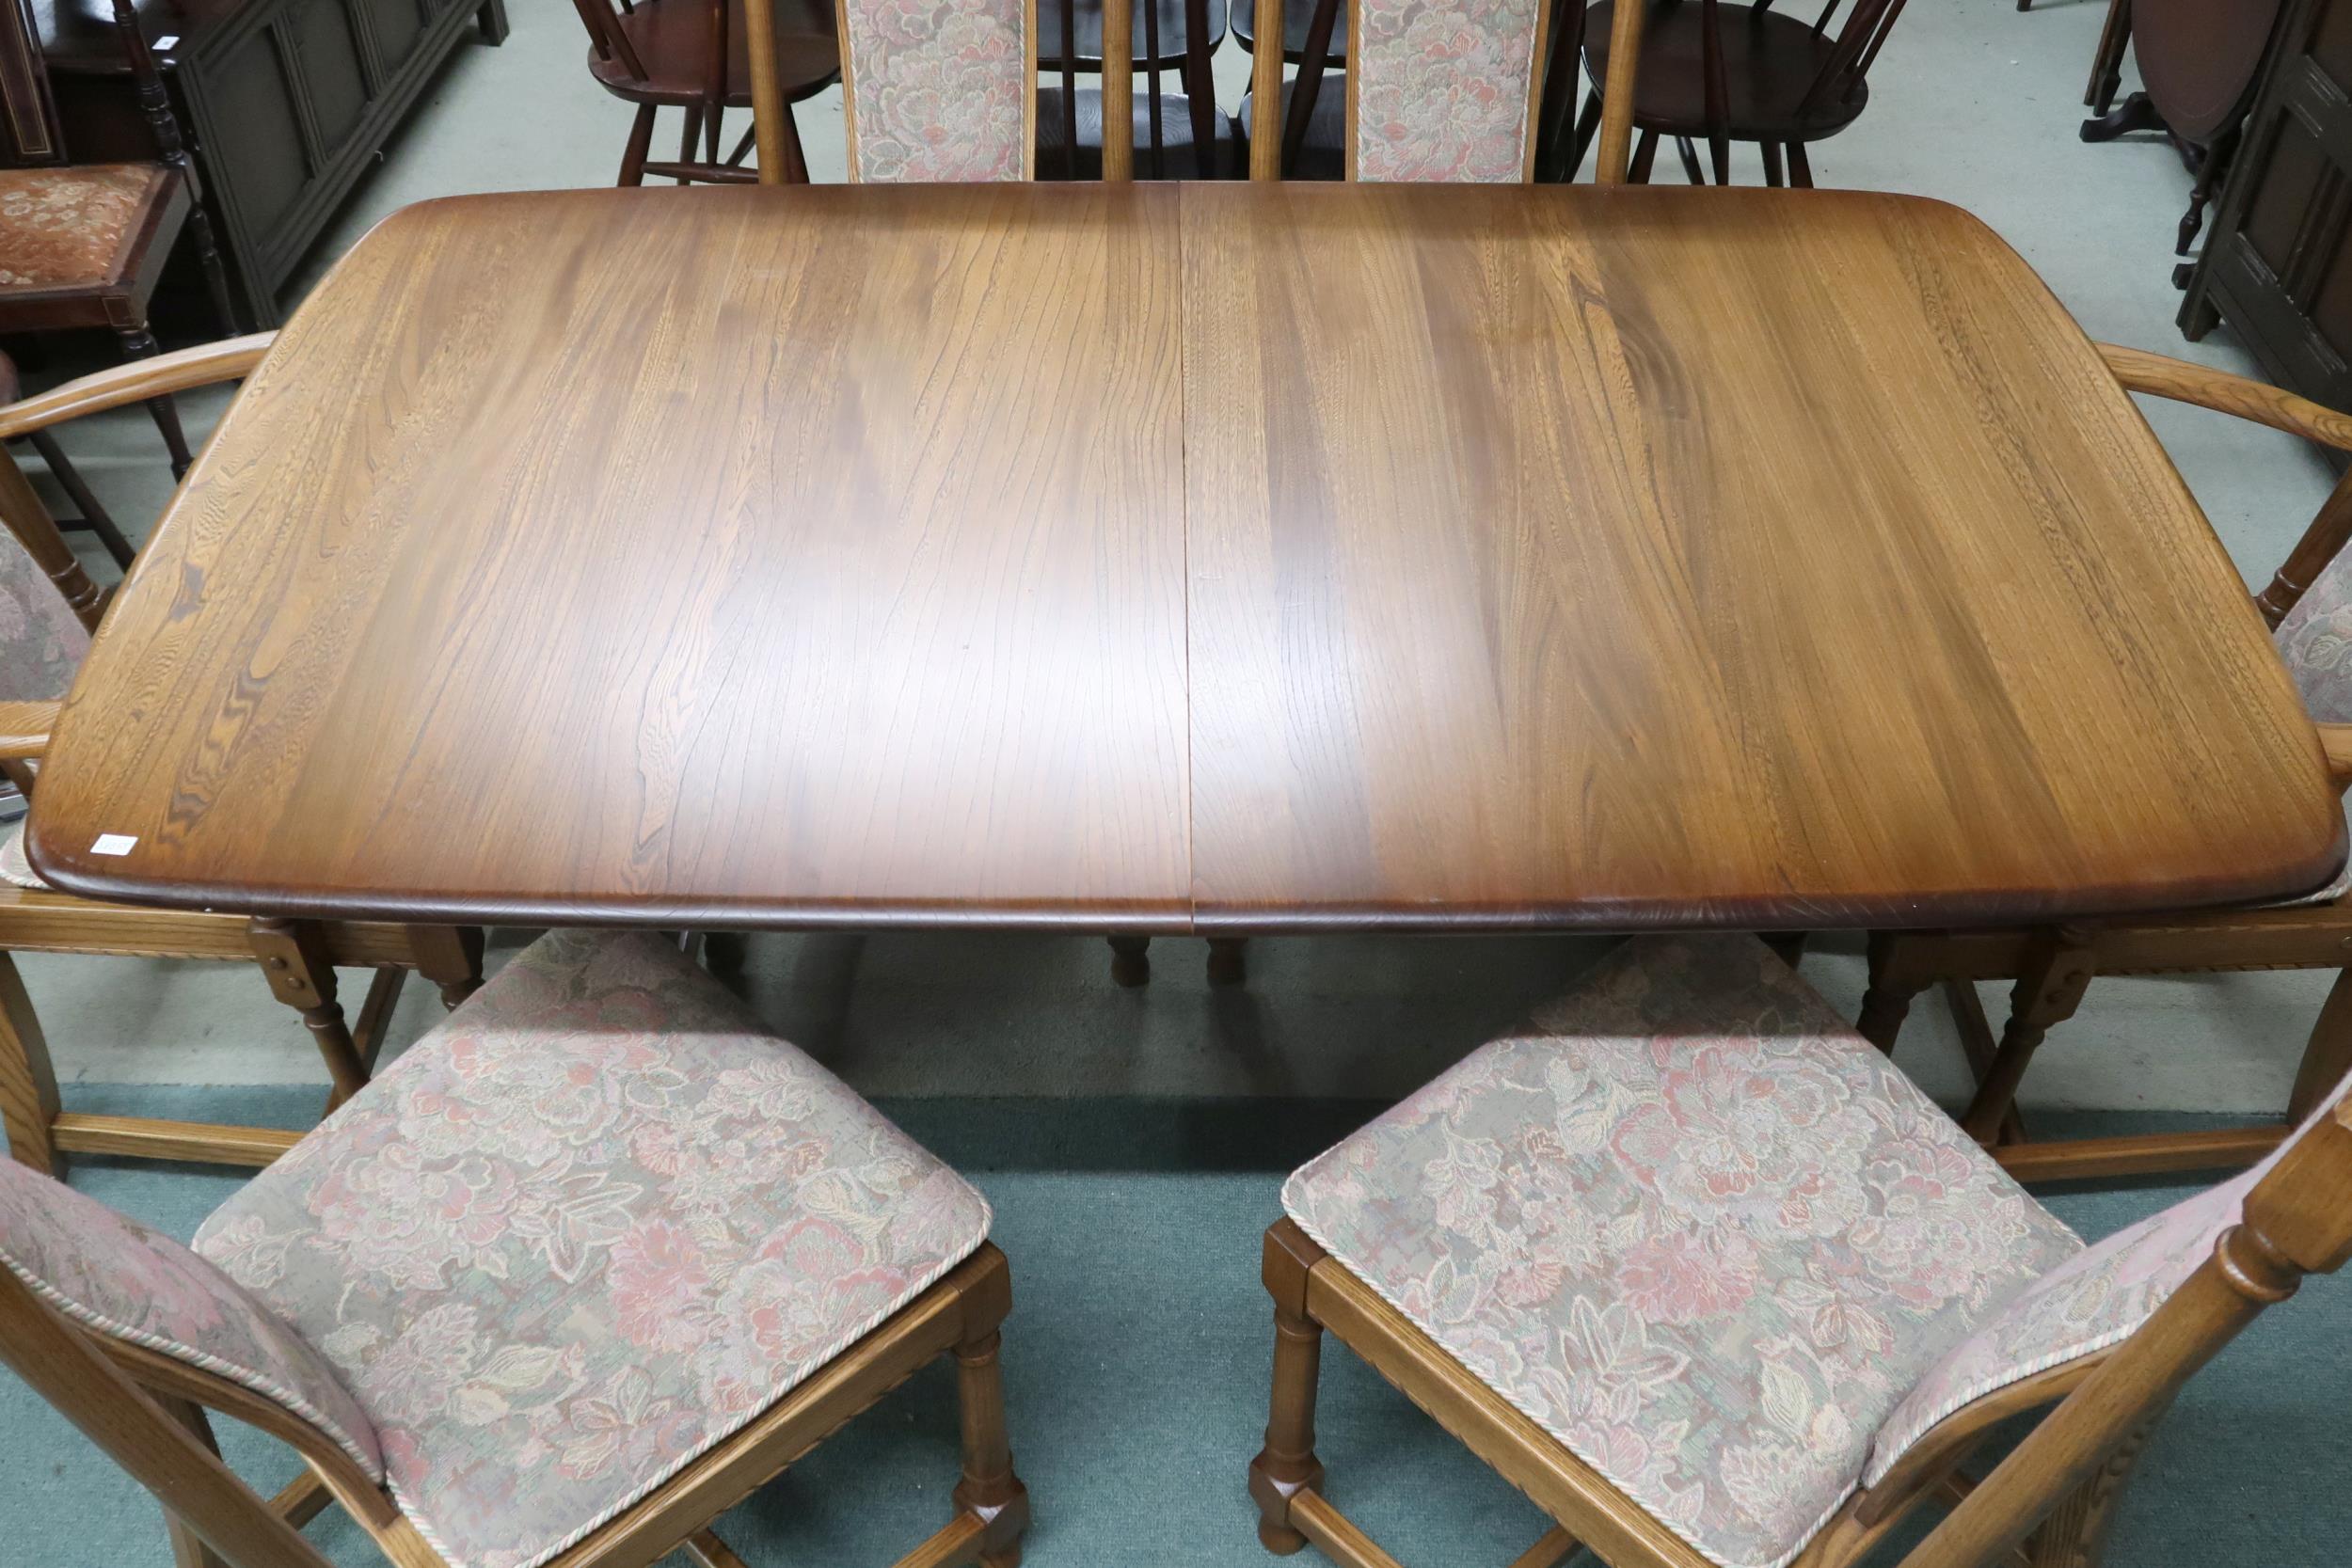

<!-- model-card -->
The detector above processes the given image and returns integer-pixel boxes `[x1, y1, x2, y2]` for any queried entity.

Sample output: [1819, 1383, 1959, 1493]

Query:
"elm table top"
[27, 182, 2344, 930]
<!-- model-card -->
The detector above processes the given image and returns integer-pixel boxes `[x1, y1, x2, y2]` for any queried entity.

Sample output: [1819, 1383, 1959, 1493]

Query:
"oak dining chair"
[1230, 0, 1644, 182]
[0, 339, 485, 1179]
[1853, 345, 2352, 1186]
[1549, 0, 1914, 188]
[1251, 932, 2352, 1568]
[0, 927, 1028, 1568]
[567, 0, 839, 185]
[0, 0, 243, 482]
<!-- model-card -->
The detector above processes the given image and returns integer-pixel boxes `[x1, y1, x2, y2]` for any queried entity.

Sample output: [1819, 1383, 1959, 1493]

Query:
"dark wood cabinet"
[29, 0, 506, 329]
[2183, 0, 2352, 420]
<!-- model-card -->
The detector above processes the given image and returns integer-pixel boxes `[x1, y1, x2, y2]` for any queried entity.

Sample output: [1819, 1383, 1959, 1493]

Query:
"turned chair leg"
[115, 323, 194, 480]
[1961, 927, 2095, 1145]
[2022, 1418, 2159, 1568]
[953, 1327, 1030, 1567]
[1855, 931, 1927, 1055]
[0, 953, 61, 1175]
[247, 918, 372, 1109]
[1250, 1222, 1327, 1555]
[405, 925, 486, 1009]
[1107, 935, 1152, 987]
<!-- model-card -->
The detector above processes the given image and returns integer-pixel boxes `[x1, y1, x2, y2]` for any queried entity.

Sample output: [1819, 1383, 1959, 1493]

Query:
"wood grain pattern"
[0, 335, 275, 439]
[32, 187, 1192, 931]
[26, 184, 2342, 931]
[1182, 182, 2342, 930]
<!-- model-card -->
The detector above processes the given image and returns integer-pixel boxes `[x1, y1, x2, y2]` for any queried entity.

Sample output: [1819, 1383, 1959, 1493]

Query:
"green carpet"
[6, 1091, 2346, 1567]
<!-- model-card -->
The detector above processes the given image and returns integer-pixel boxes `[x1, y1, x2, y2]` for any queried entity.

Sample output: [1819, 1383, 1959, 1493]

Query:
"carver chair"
[0, 927, 1027, 1568]
[568, 0, 838, 184]
[0, 0, 241, 479]
[0, 338, 484, 1178]
[1251, 933, 2352, 1568]
[1855, 345, 2352, 1184]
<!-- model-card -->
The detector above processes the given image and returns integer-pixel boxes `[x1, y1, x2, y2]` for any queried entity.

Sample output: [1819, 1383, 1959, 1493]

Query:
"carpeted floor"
[6, 1090, 2346, 1567]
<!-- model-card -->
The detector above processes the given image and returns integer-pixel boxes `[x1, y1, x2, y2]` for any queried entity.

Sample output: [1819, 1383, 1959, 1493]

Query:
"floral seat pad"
[195, 929, 991, 1568]
[0, 166, 173, 290]
[1283, 934, 2082, 1568]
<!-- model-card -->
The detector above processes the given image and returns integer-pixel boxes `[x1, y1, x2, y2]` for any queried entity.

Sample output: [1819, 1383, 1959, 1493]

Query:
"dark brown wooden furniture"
[0, 346, 133, 566]
[0, 334, 484, 1178]
[1036, 0, 1226, 179]
[1554, 0, 1913, 186]
[569, 0, 835, 185]
[2084, 0, 2132, 116]
[32, 0, 507, 330]
[22, 182, 2344, 937]
[1856, 343, 2352, 1184]
[2179, 0, 2352, 418]
[0, 0, 239, 481]
[2078, 0, 2284, 278]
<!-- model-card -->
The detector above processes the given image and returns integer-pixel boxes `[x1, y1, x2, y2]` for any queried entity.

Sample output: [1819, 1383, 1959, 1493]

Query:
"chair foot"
[1108, 935, 1151, 987]
[1256, 1512, 1311, 1555]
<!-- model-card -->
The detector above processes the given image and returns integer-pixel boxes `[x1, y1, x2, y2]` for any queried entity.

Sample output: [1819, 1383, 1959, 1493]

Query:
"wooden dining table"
[24, 182, 2345, 934]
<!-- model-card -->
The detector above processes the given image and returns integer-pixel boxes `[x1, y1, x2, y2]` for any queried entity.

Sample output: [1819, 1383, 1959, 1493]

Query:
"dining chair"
[1549, 0, 1914, 188]
[0, 0, 242, 481]
[0, 348, 135, 569]
[1854, 345, 2352, 1186]
[568, 0, 839, 184]
[0, 339, 485, 1179]
[1250, 932, 2352, 1568]
[1035, 0, 1230, 178]
[1236, 0, 1645, 182]
[0, 927, 1028, 1568]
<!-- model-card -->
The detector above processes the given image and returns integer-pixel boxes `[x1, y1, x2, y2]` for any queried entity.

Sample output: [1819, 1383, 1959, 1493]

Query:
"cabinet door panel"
[205, 25, 310, 234]
[292, 0, 368, 151]
[358, 0, 424, 76]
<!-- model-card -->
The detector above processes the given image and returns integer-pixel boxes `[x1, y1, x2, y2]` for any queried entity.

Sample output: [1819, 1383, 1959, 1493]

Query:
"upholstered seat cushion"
[0, 166, 173, 291]
[1283, 935, 2082, 1568]
[195, 929, 992, 1568]
[0, 821, 43, 889]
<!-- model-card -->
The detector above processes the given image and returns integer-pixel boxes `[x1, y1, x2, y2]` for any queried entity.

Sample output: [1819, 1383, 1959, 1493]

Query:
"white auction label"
[89, 834, 138, 856]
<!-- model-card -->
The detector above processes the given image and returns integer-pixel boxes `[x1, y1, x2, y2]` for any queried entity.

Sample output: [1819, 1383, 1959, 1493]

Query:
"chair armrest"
[0, 700, 59, 760]
[2097, 344, 2352, 452]
[2320, 723, 2352, 790]
[0, 333, 278, 440]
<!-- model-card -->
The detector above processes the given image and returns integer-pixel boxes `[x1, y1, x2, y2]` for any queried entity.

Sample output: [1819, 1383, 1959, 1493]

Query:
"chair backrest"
[0, 1155, 384, 1480]
[0, 0, 64, 166]
[1240, 0, 1641, 180]
[1890, 1069, 2352, 1568]
[819, 0, 1042, 182]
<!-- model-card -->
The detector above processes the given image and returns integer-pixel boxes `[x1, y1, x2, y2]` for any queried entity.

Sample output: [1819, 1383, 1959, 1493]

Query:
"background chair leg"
[247, 918, 371, 1106]
[1208, 938, 1248, 986]
[153, 1395, 234, 1568]
[2289, 967, 2352, 1122]
[1961, 927, 2094, 1144]
[1854, 932, 1926, 1054]
[953, 1328, 1030, 1567]
[24, 430, 135, 568]
[1108, 935, 1152, 988]
[619, 104, 658, 185]
[0, 952, 61, 1175]
[115, 325, 194, 480]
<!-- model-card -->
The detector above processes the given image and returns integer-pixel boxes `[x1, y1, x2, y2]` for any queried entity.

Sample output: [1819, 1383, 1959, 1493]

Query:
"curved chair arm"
[0, 700, 58, 761]
[2096, 343, 2352, 452]
[2320, 722, 2352, 789]
[0, 333, 277, 440]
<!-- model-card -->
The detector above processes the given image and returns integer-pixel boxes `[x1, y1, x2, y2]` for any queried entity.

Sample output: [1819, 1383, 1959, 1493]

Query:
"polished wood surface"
[29, 184, 2343, 930]
[1182, 182, 2341, 930]
[33, 185, 1193, 930]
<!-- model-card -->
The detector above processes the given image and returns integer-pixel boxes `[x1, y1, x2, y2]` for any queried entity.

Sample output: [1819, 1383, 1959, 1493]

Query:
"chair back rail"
[0, 1265, 337, 1568]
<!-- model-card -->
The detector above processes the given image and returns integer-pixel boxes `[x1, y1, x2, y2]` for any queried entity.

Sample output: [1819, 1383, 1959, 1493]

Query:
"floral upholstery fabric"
[0, 534, 88, 704]
[0, 821, 46, 890]
[1866, 1062, 2352, 1484]
[842, 0, 1026, 182]
[1354, 0, 1543, 182]
[1283, 935, 2082, 1568]
[2275, 546, 2352, 725]
[0, 1156, 385, 1478]
[195, 928, 991, 1568]
[0, 166, 170, 290]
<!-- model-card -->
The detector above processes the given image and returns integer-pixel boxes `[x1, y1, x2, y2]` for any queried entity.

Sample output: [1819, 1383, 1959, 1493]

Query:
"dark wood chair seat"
[1234, 76, 1346, 182]
[1232, 0, 1347, 62]
[1036, 0, 1229, 71]
[1582, 0, 1869, 143]
[587, 0, 839, 107]
[1036, 84, 1231, 179]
